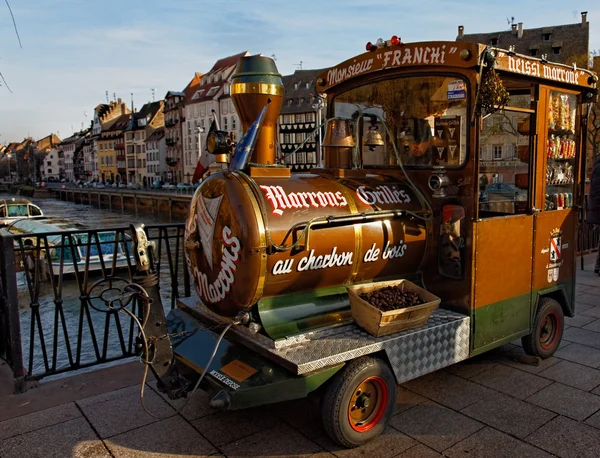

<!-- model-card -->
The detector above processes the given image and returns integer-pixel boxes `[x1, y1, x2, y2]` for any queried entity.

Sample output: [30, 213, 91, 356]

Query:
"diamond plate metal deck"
[177, 297, 470, 383]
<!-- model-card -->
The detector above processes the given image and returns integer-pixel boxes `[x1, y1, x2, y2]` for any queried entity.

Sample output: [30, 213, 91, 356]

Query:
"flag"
[229, 101, 270, 171]
[192, 119, 217, 183]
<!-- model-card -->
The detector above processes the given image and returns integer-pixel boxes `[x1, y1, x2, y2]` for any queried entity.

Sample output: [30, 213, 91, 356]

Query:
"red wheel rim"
[539, 311, 560, 350]
[347, 376, 388, 433]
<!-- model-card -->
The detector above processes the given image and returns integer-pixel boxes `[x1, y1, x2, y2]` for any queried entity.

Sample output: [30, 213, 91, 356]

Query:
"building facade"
[183, 52, 248, 183]
[59, 133, 84, 182]
[98, 113, 130, 184]
[457, 12, 590, 65]
[278, 69, 326, 171]
[124, 101, 164, 186]
[145, 127, 166, 183]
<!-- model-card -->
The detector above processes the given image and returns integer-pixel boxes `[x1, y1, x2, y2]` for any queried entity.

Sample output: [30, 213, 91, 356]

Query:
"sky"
[0, 0, 599, 143]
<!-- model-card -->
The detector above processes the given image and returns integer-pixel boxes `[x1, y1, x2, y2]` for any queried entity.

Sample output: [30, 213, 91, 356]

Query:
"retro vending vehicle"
[133, 39, 598, 447]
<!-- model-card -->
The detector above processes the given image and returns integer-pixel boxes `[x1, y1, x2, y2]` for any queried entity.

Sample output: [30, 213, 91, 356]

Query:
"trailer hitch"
[128, 223, 190, 399]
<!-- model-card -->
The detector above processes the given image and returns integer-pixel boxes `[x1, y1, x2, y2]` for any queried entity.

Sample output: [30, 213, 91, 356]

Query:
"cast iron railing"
[0, 223, 190, 391]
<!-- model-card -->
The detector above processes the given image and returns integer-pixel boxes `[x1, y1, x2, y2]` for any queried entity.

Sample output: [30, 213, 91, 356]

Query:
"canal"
[1, 192, 189, 380]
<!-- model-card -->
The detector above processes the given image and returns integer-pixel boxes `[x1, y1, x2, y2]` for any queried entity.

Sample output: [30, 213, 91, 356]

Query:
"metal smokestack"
[230, 55, 284, 165]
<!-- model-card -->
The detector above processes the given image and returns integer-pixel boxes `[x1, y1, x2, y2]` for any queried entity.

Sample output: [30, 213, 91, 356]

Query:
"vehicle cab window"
[478, 91, 534, 217]
[333, 75, 469, 168]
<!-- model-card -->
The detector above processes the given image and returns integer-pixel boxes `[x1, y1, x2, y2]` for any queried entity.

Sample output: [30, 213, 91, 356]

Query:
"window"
[294, 83, 299, 90]
[543, 33, 551, 41]
[206, 86, 219, 97]
[295, 113, 305, 123]
[232, 117, 236, 130]
[530, 49, 538, 57]
[295, 132, 304, 143]
[490, 38, 498, 46]
[493, 145, 503, 160]
[552, 46, 561, 55]
[47, 161, 52, 166]
[306, 82, 310, 89]
[305, 112, 315, 123]
[479, 98, 533, 216]
[223, 117, 228, 130]
[283, 133, 291, 144]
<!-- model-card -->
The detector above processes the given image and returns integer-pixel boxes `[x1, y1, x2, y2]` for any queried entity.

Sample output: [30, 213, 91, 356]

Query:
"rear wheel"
[522, 297, 564, 359]
[322, 356, 396, 448]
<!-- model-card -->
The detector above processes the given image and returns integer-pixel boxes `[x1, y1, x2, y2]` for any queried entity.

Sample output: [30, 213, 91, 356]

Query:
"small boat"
[0, 198, 45, 226]
[3, 218, 134, 276]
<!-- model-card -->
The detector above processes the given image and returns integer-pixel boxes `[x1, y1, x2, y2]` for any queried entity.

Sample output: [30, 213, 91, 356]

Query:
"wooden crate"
[346, 279, 441, 337]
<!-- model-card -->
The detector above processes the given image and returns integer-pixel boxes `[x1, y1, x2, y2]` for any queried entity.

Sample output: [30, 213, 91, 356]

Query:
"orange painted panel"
[532, 210, 576, 290]
[474, 215, 534, 308]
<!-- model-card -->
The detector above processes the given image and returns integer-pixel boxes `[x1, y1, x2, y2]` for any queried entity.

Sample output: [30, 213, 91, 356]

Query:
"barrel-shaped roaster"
[184, 172, 428, 334]
[183, 55, 429, 339]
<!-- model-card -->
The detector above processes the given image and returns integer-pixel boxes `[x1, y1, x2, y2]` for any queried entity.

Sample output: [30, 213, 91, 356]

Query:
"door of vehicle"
[530, 87, 579, 316]
[472, 90, 537, 354]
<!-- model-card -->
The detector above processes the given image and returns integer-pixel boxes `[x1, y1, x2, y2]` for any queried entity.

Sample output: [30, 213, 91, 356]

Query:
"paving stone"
[396, 444, 443, 457]
[272, 399, 325, 440]
[562, 327, 600, 349]
[566, 314, 598, 328]
[0, 417, 110, 458]
[526, 382, 600, 420]
[0, 402, 81, 440]
[393, 386, 427, 415]
[315, 425, 416, 458]
[576, 303, 594, 314]
[539, 360, 600, 391]
[444, 358, 497, 379]
[470, 364, 552, 399]
[390, 401, 483, 452]
[104, 415, 216, 458]
[401, 371, 492, 410]
[576, 284, 592, 295]
[584, 409, 600, 430]
[79, 384, 173, 438]
[444, 426, 553, 458]
[192, 407, 278, 446]
[497, 346, 561, 374]
[220, 423, 328, 457]
[526, 415, 600, 458]
[460, 391, 555, 439]
[76, 384, 140, 407]
[577, 293, 600, 307]
[583, 319, 600, 333]
[555, 342, 600, 368]
[147, 380, 216, 421]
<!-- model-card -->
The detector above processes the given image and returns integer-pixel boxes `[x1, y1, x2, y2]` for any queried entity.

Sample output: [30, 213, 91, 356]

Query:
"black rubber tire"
[522, 297, 564, 359]
[322, 356, 396, 448]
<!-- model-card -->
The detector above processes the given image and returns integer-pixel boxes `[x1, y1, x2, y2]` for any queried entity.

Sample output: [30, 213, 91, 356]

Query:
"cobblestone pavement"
[1, 257, 599, 458]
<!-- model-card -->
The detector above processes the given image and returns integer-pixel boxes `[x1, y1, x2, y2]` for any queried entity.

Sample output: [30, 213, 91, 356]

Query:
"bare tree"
[1, 0, 22, 93]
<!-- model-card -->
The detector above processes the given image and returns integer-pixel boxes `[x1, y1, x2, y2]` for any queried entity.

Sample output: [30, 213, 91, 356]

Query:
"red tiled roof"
[186, 51, 249, 104]
[183, 73, 202, 105]
[209, 51, 249, 73]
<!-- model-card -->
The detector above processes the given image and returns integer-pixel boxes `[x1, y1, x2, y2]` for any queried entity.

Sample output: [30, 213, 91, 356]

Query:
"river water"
[1, 192, 191, 380]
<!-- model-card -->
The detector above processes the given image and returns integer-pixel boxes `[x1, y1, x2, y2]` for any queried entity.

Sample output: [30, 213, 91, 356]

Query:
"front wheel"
[322, 356, 396, 448]
[522, 297, 564, 359]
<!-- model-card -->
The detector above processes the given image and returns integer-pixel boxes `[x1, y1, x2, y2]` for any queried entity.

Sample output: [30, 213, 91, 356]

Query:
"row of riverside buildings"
[0, 13, 592, 185]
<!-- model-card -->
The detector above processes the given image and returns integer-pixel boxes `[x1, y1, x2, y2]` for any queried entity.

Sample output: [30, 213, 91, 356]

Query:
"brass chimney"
[230, 55, 284, 165]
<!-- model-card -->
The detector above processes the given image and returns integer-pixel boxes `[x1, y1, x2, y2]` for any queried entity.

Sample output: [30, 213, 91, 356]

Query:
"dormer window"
[294, 83, 299, 90]
[206, 86, 219, 97]
[530, 49, 538, 57]
[306, 82, 310, 89]
[543, 33, 551, 41]
[490, 38, 498, 46]
[192, 89, 205, 100]
[552, 46, 561, 55]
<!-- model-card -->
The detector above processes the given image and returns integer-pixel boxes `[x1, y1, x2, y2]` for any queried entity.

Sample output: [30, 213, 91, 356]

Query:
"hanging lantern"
[323, 118, 355, 168]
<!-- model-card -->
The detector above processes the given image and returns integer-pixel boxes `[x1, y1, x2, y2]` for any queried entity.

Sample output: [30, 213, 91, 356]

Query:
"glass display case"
[545, 90, 576, 211]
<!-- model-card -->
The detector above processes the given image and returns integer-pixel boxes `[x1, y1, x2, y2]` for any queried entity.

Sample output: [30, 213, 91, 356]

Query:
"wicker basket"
[347, 279, 441, 337]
